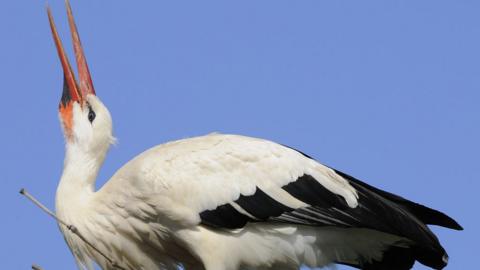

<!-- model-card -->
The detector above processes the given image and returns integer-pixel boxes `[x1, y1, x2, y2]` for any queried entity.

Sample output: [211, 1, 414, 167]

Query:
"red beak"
[47, 0, 95, 108]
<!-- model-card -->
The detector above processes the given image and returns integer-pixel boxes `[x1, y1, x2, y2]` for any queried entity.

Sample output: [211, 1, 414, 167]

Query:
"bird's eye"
[88, 107, 96, 123]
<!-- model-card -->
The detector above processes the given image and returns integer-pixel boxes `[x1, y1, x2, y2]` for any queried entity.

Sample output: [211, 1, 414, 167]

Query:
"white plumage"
[48, 2, 461, 270]
[58, 130, 412, 270]
[59, 132, 361, 269]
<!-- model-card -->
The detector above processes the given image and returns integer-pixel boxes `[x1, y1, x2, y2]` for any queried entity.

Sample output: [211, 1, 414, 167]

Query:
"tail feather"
[344, 246, 416, 270]
[309, 227, 414, 270]
[332, 169, 460, 269]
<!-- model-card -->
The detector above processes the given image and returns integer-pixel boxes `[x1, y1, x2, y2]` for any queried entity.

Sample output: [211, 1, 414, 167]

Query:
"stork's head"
[48, 2, 114, 157]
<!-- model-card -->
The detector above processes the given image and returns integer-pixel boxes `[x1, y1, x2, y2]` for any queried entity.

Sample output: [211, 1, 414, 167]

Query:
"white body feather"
[56, 133, 404, 270]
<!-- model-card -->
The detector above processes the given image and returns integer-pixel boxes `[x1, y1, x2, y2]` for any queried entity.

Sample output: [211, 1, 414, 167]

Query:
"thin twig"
[20, 188, 127, 270]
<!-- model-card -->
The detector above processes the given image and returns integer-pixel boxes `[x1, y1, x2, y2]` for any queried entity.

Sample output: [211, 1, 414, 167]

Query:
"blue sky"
[1, 1, 477, 269]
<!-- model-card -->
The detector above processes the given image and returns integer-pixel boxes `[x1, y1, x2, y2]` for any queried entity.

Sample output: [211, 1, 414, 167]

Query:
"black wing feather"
[282, 174, 349, 209]
[198, 149, 461, 270]
[334, 169, 463, 231]
[236, 188, 294, 219]
[200, 203, 252, 229]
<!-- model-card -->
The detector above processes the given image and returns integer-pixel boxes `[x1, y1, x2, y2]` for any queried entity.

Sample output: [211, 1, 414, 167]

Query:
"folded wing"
[100, 134, 461, 270]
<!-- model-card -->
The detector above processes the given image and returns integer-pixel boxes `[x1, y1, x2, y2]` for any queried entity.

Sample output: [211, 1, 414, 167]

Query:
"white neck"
[56, 142, 107, 214]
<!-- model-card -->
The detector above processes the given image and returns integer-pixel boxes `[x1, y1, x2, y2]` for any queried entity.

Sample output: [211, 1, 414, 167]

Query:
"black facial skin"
[60, 75, 73, 108]
[87, 104, 96, 123]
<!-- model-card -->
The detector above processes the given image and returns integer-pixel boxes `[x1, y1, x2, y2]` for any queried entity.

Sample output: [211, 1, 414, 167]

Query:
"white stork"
[47, 2, 462, 270]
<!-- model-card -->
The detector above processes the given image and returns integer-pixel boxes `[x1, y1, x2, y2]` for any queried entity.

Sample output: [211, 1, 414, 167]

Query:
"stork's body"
[57, 133, 363, 270]
[48, 2, 461, 270]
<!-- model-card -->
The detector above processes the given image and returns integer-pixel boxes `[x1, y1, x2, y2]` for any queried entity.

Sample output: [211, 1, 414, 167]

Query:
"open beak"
[47, 0, 95, 108]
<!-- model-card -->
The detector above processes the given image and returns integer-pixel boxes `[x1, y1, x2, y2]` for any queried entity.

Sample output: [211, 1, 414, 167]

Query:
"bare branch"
[20, 188, 128, 270]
